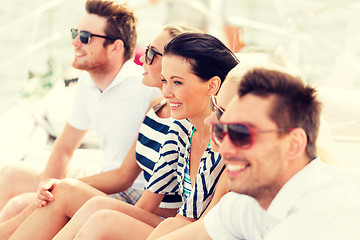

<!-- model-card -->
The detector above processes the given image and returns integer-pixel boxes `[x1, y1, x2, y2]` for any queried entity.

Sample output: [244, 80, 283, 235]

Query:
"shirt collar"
[103, 60, 139, 93]
[266, 157, 321, 220]
[85, 60, 140, 93]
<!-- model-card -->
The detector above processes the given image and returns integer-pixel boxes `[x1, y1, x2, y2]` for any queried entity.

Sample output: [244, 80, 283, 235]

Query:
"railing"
[0, 0, 85, 112]
[0, 0, 62, 75]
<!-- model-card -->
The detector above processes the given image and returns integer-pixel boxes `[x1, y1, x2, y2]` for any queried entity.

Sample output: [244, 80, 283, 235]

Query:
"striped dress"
[136, 100, 182, 209]
[146, 120, 225, 219]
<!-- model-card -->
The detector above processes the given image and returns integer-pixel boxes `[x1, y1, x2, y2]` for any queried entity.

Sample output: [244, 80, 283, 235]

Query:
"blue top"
[136, 100, 182, 209]
[147, 120, 225, 219]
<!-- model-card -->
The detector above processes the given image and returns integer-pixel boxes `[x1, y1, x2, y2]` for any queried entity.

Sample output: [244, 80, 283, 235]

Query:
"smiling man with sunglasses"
[49, 0, 161, 199]
[158, 67, 360, 240]
[0, 0, 161, 237]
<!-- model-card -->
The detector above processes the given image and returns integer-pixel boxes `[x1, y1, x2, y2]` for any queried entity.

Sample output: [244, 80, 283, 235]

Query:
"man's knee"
[0, 165, 39, 193]
[0, 165, 22, 182]
[39, 178, 83, 214]
[49, 178, 83, 203]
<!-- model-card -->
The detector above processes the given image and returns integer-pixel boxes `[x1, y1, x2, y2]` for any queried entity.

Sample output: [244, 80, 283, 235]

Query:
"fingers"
[42, 178, 58, 191]
[37, 187, 54, 208]
[37, 179, 59, 208]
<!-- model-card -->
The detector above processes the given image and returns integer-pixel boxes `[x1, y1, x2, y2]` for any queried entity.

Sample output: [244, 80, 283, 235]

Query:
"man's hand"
[37, 178, 59, 208]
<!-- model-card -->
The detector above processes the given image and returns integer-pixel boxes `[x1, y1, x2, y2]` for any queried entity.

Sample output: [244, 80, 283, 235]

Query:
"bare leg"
[147, 217, 192, 240]
[0, 193, 36, 223]
[9, 178, 107, 240]
[0, 165, 40, 210]
[54, 196, 164, 240]
[74, 209, 154, 240]
[0, 202, 37, 239]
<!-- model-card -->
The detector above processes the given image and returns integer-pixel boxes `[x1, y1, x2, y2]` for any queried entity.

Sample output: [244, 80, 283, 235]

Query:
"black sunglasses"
[210, 95, 225, 120]
[71, 28, 119, 44]
[211, 122, 291, 148]
[145, 45, 163, 65]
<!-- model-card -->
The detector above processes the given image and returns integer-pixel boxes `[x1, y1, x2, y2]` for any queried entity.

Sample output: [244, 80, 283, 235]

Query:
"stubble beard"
[72, 56, 108, 73]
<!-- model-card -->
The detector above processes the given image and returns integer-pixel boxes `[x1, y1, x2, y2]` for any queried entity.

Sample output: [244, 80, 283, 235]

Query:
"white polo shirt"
[264, 200, 360, 240]
[68, 60, 161, 190]
[204, 158, 360, 240]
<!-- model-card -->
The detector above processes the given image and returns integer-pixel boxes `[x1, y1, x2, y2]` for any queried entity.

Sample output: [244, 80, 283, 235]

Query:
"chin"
[170, 113, 187, 121]
[227, 181, 245, 195]
[72, 62, 86, 71]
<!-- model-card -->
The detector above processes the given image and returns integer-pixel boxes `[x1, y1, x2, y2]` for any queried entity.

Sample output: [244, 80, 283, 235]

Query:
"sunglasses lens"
[216, 109, 223, 119]
[210, 97, 215, 112]
[145, 47, 155, 65]
[212, 123, 252, 147]
[71, 29, 78, 39]
[212, 123, 225, 145]
[71, 29, 90, 44]
[79, 31, 91, 44]
[210, 96, 224, 120]
[228, 124, 252, 147]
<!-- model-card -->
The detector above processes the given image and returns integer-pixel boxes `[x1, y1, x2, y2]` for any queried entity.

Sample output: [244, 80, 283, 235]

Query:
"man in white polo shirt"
[157, 67, 360, 240]
[0, 0, 159, 229]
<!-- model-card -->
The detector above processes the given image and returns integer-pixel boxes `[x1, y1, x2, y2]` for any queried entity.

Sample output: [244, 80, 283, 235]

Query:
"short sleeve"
[146, 120, 191, 195]
[67, 71, 92, 130]
[204, 192, 260, 240]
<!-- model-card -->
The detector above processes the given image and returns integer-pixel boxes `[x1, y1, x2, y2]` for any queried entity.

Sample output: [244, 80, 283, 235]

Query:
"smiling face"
[140, 30, 172, 88]
[72, 13, 112, 73]
[219, 94, 291, 208]
[161, 55, 212, 121]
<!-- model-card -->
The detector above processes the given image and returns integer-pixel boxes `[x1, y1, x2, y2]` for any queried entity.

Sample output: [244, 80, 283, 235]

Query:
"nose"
[162, 82, 174, 98]
[72, 34, 81, 47]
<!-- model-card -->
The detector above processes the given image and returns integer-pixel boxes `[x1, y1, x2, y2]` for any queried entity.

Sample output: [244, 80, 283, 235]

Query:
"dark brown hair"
[86, 0, 137, 61]
[238, 68, 321, 160]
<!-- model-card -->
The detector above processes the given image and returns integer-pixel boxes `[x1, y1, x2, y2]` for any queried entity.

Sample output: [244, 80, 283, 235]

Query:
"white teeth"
[169, 103, 181, 107]
[75, 52, 83, 57]
[227, 164, 246, 172]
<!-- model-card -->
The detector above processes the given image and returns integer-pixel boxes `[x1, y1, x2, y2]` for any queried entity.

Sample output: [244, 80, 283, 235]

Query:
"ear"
[109, 39, 124, 53]
[207, 76, 221, 96]
[286, 127, 308, 160]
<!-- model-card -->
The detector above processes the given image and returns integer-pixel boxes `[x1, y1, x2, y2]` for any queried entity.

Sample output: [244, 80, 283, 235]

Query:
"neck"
[256, 186, 282, 210]
[89, 61, 124, 92]
[258, 155, 311, 210]
[188, 103, 212, 136]
[188, 118, 211, 144]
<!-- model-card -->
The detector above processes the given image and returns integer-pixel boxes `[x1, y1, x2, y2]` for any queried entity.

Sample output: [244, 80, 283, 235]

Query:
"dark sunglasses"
[210, 95, 225, 120]
[211, 122, 291, 148]
[145, 45, 163, 65]
[71, 28, 119, 44]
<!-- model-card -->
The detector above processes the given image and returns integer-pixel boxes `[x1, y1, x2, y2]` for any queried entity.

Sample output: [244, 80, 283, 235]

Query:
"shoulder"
[147, 97, 166, 112]
[170, 119, 193, 136]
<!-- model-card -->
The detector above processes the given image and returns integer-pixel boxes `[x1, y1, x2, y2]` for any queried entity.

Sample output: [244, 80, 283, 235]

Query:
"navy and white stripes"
[147, 119, 225, 219]
[136, 102, 182, 209]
